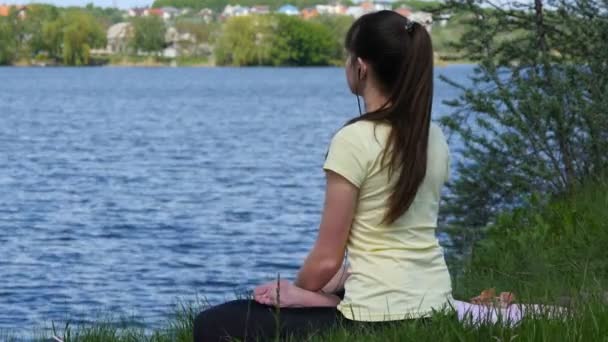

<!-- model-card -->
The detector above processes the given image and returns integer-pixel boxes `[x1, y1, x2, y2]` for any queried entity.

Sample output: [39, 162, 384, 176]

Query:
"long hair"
[345, 10, 434, 225]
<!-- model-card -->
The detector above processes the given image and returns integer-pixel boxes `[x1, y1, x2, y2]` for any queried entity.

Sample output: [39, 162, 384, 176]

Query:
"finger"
[254, 295, 267, 305]
[254, 285, 270, 296]
[260, 296, 272, 306]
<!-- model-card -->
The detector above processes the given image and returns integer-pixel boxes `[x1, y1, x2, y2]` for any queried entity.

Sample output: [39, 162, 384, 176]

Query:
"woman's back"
[323, 120, 453, 321]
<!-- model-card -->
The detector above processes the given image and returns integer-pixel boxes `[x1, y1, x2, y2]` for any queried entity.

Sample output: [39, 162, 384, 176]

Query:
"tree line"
[0, 3, 354, 66]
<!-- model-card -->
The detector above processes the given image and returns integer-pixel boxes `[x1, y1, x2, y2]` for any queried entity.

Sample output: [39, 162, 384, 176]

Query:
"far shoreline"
[1, 60, 475, 68]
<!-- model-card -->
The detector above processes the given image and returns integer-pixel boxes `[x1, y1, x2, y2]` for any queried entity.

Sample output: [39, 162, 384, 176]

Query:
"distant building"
[144, 8, 170, 20]
[0, 4, 27, 19]
[408, 11, 433, 32]
[346, 6, 363, 18]
[198, 8, 214, 22]
[164, 27, 200, 58]
[0, 5, 9, 16]
[373, 0, 393, 11]
[359, 2, 375, 13]
[350, 0, 397, 4]
[436, 13, 451, 27]
[165, 27, 195, 45]
[160, 6, 180, 19]
[277, 4, 299, 16]
[315, 4, 347, 15]
[128, 7, 146, 17]
[250, 5, 270, 15]
[394, 6, 412, 18]
[222, 4, 250, 18]
[106, 22, 133, 54]
[301, 7, 319, 19]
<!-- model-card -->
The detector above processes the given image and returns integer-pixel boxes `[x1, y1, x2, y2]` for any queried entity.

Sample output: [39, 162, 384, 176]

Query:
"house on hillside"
[144, 8, 171, 20]
[315, 4, 347, 15]
[222, 5, 251, 18]
[0, 5, 9, 16]
[164, 26, 212, 59]
[250, 5, 270, 15]
[277, 4, 299, 15]
[198, 8, 214, 22]
[0, 5, 27, 19]
[373, 0, 393, 11]
[164, 27, 195, 58]
[436, 13, 451, 27]
[408, 11, 433, 32]
[301, 7, 319, 19]
[394, 6, 412, 18]
[106, 22, 133, 54]
[128, 7, 146, 17]
[346, 6, 364, 18]
[160, 6, 180, 19]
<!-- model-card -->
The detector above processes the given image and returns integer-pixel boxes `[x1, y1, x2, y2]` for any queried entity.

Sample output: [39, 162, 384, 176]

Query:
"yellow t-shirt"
[323, 120, 453, 321]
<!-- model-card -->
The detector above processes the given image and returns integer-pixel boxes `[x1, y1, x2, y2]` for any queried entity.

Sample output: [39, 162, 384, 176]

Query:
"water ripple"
[0, 66, 472, 333]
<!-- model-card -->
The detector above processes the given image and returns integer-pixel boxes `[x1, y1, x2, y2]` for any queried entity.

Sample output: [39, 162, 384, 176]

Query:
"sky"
[1, 0, 153, 9]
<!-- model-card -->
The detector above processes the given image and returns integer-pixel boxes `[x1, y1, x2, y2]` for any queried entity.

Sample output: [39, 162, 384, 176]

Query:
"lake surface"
[0, 65, 473, 334]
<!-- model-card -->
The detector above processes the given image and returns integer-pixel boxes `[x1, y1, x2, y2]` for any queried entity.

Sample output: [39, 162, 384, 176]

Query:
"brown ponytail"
[344, 11, 434, 224]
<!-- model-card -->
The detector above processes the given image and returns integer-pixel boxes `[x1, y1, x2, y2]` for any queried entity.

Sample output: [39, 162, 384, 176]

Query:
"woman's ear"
[357, 57, 367, 80]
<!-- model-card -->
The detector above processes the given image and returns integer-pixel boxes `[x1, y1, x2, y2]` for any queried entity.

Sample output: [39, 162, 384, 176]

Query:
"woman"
[193, 10, 453, 341]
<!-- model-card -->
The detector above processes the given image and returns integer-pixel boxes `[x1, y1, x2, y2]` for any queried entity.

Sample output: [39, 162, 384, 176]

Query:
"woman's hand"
[254, 279, 303, 308]
[253, 279, 341, 308]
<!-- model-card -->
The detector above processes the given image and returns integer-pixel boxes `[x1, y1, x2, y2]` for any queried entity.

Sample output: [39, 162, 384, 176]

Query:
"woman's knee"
[193, 308, 219, 342]
[192, 300, 256, 342]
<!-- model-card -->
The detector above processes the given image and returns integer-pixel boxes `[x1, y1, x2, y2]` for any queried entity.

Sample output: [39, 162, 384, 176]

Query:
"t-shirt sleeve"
[323, 126, 368, 188]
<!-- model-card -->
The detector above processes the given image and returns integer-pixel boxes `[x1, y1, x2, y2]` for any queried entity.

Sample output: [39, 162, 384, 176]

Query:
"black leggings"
[193, 299, 344, 342]
[193, 298, 424, 342]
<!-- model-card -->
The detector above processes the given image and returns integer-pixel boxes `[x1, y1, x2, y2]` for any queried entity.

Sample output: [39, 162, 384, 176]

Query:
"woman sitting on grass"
[193, 10, 454, 341]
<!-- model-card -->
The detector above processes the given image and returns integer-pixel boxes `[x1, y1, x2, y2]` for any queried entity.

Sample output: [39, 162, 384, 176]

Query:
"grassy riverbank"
[11, 180, 607, 341]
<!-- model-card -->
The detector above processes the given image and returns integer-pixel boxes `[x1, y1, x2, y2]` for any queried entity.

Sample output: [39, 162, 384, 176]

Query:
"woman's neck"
[363, 87, 390, 113]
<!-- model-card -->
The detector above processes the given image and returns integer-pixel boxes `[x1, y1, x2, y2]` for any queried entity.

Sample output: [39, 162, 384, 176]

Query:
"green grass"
[30, 294, 608, 342]
[14, 180, 608, 341]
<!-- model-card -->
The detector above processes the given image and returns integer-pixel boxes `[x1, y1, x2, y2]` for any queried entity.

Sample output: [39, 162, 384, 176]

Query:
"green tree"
[393, 0, 443, 11]
[214, 15, 274, 65]
[4, 7, 28, 61]
[61, 10, 106, 65]
[130, 16, 167, 55]
[84, 3, 125, 27]
[175, 19, 219, 44]
[0, 17, 16, 64]
[41, 18, 63, 60]
[21, 4, 60, 57]
[269, 15, 334, 66]
[311, 15, 353, 64]
[214, 15, 334, 66]
[438, 0, 608, 228]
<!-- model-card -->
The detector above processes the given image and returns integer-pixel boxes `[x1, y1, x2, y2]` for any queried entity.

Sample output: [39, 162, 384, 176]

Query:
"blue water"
[0, 65, 473, 333]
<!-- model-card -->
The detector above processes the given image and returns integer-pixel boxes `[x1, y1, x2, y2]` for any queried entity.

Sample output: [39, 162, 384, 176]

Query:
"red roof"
[301, 8, 318, 19]
[395, 7, 412, 18]
[360, 2, 374, 10]
[0, 5, 11, 16]
[0, 5, 26, 17]
[147, 8, 164, 16]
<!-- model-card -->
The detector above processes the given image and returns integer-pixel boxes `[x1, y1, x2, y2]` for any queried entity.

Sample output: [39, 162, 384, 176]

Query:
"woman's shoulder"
[335, 120, 388, 140]
[429, 122, 449, 146]
[337, 120, 445, 139]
